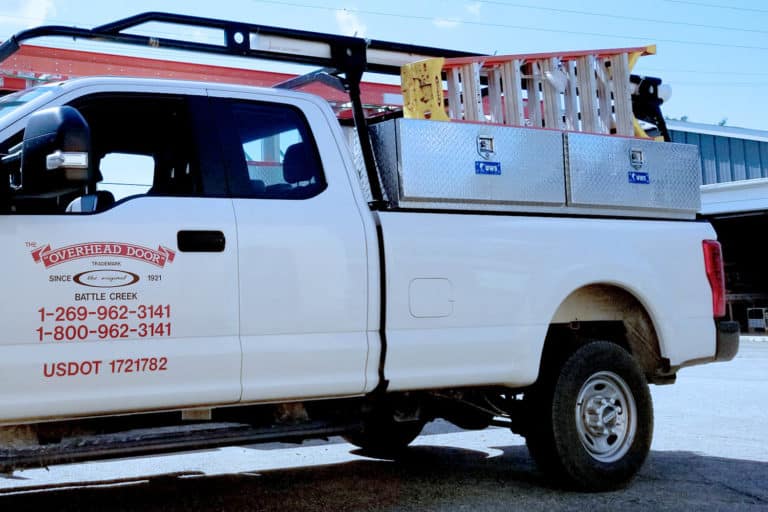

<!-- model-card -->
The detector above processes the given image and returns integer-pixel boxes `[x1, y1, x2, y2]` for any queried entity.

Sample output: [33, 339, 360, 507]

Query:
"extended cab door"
[0, 91, 241, 421]
[209, 91, 371, 401]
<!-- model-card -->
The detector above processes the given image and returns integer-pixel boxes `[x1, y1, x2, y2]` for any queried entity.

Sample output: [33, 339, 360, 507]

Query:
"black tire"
[343, 411, 425, 457]
[524, 341, 653, 491]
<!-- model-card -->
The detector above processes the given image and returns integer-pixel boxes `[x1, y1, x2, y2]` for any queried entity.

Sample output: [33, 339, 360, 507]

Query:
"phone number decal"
[35, 304, 173, 343]
[39, 305, 171, 322]
[37, 322, 172, 342]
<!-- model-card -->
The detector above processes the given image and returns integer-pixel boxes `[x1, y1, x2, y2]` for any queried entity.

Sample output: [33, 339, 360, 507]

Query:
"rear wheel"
[524, 341, 653, 491]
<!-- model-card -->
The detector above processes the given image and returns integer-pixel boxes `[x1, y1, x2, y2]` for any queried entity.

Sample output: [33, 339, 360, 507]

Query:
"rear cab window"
[216, 100, 326, 199]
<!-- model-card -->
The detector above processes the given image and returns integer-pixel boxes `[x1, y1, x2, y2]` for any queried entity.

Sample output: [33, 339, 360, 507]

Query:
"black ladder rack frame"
[0, 11, 478, 206]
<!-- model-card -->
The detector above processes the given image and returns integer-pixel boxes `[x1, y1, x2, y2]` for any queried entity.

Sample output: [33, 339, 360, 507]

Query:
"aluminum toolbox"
[367, 118, 701, 219]
[566, 132, 701, 218]
[369, 118, 566, 211]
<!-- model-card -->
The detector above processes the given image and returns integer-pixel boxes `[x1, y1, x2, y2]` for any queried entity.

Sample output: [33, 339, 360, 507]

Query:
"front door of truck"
[0, 91, 241, 421]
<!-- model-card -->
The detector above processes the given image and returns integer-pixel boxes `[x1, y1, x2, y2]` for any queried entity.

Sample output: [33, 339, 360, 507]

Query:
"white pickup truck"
[0, 12, 738, 491]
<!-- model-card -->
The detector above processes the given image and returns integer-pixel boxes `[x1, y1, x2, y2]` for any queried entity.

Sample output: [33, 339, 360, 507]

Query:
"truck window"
[0, 85, 58, 121]
[222, 101, 326, 199]
[1, 94, 215, 214]
[70, 94, 203, 204]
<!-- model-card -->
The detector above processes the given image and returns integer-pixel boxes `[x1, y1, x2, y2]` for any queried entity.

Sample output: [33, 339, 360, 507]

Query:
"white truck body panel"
[0, 197, 241, 422]
[379, 212, 717, 391]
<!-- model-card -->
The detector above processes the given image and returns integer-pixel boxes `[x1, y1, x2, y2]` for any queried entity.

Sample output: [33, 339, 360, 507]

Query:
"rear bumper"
[715, 320, 740, 362]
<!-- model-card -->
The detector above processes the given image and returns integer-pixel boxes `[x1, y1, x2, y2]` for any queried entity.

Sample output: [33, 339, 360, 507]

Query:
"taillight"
[703, 240, 726, 318]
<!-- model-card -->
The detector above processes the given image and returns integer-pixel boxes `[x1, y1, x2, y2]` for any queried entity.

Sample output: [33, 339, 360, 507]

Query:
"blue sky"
[0, 0, 766, 130]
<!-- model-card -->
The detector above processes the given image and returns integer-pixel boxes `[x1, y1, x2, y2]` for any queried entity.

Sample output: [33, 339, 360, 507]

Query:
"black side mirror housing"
[19, 105, 92, 192]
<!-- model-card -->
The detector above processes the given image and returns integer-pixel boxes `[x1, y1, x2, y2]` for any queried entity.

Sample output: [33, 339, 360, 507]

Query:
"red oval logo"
[73, 270, 140, 288]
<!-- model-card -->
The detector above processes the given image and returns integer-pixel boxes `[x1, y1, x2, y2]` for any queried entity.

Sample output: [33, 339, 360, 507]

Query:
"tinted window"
[226, 102, 326, 199]
[0, 93, 222, 214]
[0, 85, 58, 121]
[73, 94, 203, 202]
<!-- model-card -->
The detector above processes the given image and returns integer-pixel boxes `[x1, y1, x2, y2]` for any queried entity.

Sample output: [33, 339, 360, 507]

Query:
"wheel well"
[542, 285, 664, 379]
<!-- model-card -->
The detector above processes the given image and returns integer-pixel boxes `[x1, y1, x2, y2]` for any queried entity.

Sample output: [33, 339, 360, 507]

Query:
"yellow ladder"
[401, 45, 655, 137]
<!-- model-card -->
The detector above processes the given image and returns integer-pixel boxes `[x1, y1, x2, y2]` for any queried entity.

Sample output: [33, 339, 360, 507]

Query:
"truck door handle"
[177, 230, 226, 252]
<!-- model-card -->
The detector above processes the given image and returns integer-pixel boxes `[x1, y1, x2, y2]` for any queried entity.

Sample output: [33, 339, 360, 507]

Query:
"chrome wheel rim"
[575, 371, 637, 463]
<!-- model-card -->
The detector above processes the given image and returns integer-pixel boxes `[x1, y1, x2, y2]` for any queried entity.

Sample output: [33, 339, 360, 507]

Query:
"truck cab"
[0, 78, 379, 421]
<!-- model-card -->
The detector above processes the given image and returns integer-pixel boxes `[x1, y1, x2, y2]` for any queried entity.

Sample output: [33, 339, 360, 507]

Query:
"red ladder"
[401, 45, 656, 137]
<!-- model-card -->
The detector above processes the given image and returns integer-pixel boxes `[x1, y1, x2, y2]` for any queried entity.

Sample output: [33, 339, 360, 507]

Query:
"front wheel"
[524, 341, 653, 491]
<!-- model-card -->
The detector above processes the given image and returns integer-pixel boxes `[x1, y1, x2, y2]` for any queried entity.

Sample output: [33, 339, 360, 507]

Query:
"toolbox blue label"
[628, 171, 650, 184]
[476, 161, 502, 175]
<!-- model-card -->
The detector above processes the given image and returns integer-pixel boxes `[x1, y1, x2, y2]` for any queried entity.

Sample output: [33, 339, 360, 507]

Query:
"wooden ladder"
[401, 45, 656, 137]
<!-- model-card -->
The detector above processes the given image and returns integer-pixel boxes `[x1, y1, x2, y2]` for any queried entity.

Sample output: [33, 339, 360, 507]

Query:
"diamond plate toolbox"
[369, 118, 566, 211]
[566, 132, 701, 217]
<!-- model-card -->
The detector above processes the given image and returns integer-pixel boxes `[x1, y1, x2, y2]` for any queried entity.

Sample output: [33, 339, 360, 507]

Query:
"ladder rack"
[0, 12, 475, 207]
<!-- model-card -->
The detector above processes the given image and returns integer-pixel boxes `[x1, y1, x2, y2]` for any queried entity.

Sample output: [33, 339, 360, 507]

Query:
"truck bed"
[377, 210, 718, 391]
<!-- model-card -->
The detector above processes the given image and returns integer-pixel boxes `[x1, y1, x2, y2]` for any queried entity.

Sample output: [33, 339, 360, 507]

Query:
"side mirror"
[19, 105, 92, 192]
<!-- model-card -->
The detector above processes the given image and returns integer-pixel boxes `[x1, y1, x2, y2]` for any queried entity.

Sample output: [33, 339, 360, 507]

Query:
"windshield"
[0, 85, 58, 121]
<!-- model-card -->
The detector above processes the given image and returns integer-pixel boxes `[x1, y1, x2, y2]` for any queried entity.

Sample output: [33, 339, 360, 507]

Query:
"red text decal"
[31, 242, 176, 268]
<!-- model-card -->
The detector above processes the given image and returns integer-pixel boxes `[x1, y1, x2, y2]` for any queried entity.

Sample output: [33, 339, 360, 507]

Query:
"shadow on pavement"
[0, 446, 766, 511]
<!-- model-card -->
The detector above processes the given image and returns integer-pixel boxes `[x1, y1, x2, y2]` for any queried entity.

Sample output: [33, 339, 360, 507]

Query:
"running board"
[0, 420, 359, 472]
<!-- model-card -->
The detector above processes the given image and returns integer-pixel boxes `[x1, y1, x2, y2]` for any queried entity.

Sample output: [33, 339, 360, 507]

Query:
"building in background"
[670, 120, 768, 332]
[669, 120, 768, 185]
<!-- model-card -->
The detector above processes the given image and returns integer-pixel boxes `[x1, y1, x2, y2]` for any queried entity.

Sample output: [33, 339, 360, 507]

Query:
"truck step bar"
[0, 420, 360, 472]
